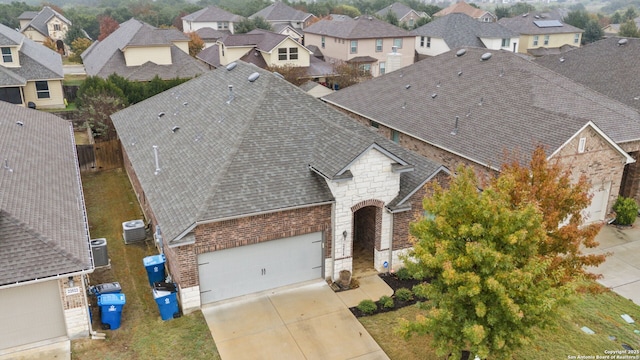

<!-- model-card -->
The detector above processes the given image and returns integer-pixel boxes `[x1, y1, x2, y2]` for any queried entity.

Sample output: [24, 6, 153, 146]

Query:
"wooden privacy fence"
[77, 139, 123, 172]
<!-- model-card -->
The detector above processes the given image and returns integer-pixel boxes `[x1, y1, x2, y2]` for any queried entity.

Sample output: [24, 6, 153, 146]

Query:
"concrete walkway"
[585, 222, 640, 305]
[202, 277, 392, 360]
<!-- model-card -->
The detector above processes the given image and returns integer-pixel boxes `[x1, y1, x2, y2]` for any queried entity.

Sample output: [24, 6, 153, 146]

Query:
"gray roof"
[196, 44, 220, 68]
[111, 61, 444, 245]
[304, 15, 412, 39]
[411, 13, 517, 49]
[534, 37, 640, 113]
[0, 23, 63, 86]
[375, 2, 417, 20]
[195, 27, 229, 41]
[250, 1, 314, 23]
[323, 48, 640, 170]
[19, 6, 71, 38]
[18, 11, 38, 20]
[0, 103, 92, 286]
[181, 6, 244, 22]
[498, 14, 583, 35]
[81, 19, 207, 81]
[272, 23, 303, 36]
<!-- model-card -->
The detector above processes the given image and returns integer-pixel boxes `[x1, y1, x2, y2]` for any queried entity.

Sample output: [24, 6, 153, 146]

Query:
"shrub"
[395, 267, 412, 281]
[357, 299, 377, 315]
[412, 283, 429, 300]
[613, 196, 638, 226]
[395, 288, 413, 302]
[379, 295, 394, 309]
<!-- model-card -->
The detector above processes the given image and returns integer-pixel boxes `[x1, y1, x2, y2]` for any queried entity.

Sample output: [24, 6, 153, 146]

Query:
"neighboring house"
[271, 23, 303, 42]
[535, 37, 640, 202]
[249, 1, 317, 30]
[375, 2, 430, 28]
[196, 29, 334, 81]
[81, 19, 208, 81]
[498, 13, 583, 55]
[0, 102, 94, 358]
[110, 62, 449, 310]
[195, 27, 228, 48]
[412, 13, 519, 57]
[603, 17, 640, 35]
[181, 6, 244, 34]
[0, 23, 65, 109]
[434, 1, 496, 23]
[304, 15, 415, 77]
[323, 48, 640, 224]
[300, 80, 334, 98]
[18, 6, 71, 46]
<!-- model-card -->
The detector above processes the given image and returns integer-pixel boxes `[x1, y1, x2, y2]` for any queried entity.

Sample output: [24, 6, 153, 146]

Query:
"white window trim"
[578, 137, 586, 153]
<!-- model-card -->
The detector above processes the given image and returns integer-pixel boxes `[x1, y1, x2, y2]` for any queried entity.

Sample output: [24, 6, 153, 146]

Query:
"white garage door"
[198, 232, 323, 304]
[0, 280, 67, 349]
[583, 182, 610, 224]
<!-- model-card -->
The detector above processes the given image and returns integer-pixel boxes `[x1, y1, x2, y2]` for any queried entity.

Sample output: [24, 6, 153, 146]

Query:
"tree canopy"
[619, 19, 640, 37]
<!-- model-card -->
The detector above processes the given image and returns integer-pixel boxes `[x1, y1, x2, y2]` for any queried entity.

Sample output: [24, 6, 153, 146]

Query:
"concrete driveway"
[586, 222, 640, 305]
[202, 280, 390, 360]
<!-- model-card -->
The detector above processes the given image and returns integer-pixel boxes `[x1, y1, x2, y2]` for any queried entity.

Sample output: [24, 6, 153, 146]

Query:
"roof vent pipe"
[226, 85, 234, 104]
[153, 145, 160, 175]
[451, 116, 459, 135]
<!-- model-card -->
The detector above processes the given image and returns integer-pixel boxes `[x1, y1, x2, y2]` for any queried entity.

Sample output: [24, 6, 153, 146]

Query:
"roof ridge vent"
[618, 38, 628, 46]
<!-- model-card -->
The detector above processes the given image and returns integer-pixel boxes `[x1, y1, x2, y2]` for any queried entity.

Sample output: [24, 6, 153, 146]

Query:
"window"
[375, 39, 383, 52]
[574, 33, 580, 44]
[278, 48, 287, 60]
[321, 36, 325, 49]
[53, 23, 61, 31]
[379, 61, 386, 75]
[391, 130, 400, 143]
[278, 48, 298, 60]
[578, 137, 586, 153]
[393, 38, 403, 49]
[221, 44, 224, 57]
[350, 40, 358, 54]
[35, 81, 50, 99]
[359, 63, 371, 75]
[1, 47, 12, 62]
[289, 47, 298, 60]
[544, 35, 550, 46]
[426, 37, 431, 48]
[218, 21, 229, 30]
[409, 19, 414, 27]
[533, 35, 539, 46]
[420, 36, 425, 47]
[371, 120, 379, 128]
[501, 38, 510, 47]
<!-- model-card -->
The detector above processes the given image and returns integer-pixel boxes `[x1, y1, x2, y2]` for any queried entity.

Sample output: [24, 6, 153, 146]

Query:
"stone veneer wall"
[59, 275, 89, 339]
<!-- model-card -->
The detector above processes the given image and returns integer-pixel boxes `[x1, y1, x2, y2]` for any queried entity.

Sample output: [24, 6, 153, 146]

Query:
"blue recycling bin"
[153, 287, 179, 321]
[143, 254, 166, 286]
[97, 293, 126, 330]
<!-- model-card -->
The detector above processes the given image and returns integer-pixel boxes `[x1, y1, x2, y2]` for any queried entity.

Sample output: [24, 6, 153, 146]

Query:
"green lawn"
[360, 289, 640, 359]
[71, 169, 220, 360]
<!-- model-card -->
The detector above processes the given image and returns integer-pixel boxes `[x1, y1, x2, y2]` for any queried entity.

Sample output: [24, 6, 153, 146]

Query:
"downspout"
[388, 209, 394, 274]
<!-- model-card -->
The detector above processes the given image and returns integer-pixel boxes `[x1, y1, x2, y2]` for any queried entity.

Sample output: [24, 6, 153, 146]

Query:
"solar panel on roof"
[534, 20, 563, 28]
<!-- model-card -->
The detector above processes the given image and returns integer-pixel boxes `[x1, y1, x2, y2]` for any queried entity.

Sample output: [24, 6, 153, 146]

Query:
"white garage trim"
[198, 232, 324, 304]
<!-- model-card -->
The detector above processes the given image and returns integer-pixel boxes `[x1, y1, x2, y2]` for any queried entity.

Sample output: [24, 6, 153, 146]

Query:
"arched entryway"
[351, 200, 383, 277]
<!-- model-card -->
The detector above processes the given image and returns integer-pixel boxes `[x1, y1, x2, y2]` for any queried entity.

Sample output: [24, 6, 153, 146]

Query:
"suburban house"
[194, 27, 229, 48]
[0, 23, 65, 109]
[412, 13, 519, 58]
[110, 61, 449, 310]
[181, 6, 244, 34]
[323, 48, 640, 224]
[304, 15, 415, 77]
[498, 13, 583, 55]
[81, 18, 208, 81]
[603, 17, 640, 35]
[434, 1, 496, 22]
[534, 37, 640, 203]
[375, 2, 430, 28]
[0, 102, 94, 358]
[249, 1, 316, 30]
[18, 6, 71, 50]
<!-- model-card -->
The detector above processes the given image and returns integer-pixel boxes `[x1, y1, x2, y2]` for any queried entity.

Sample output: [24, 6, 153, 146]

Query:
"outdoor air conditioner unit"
[91, 238, 109, 267]
[122, 219, 146, 244]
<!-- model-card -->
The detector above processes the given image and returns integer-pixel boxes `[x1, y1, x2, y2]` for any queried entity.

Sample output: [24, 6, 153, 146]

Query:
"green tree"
[494, 5, 510, 20]
[624, 6, 638, 21]
[234, 16, 272, 34]
[611, 11, 622, 24]
[332, 4, 360, 18]
[414, 16, 431, 28]
[64, 25, 88, 46]
[76, 76, 127, 108]
[0, 2, 39, 30]
[81, 94, 126, 141]
[187, 31, 204, 57]
[563, 9, 590, 30]
[619, 19, 640, 37]
[68, 37, 92, 63]
[510, 2, 535, 16]
[400, 166, 565, 359]
[583, 19, 604, 43]
[384, 9, 399, 26]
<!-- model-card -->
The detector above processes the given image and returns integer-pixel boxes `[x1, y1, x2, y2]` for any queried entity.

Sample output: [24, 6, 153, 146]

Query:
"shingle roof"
[18, 11, 38, 20]
[250, 1, 314, 22]
[534, 37, 640, 113]
[498, 14, 584, 35]
[196, 44, 220, 67]
[411, 13, 517, 49]
[0, 103, 92, 285]
[181, 6, 244, 22]
[19, 6, 71, 37]
[81, 18, 207, 81]
[111, 61, 444, 244]
[195, 27, 229, 41]
[323, 48, 640, 170]
[304, 15, 412, 39]
[375, 2, 416, 20]
[434, 1, 494, 19]
[0, 23, 63, 86]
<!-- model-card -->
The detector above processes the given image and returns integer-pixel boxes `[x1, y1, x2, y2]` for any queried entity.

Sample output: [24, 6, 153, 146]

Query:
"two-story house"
[81, 19, 208, 81]
[0, 23, 65, 109]
[181, 6, 244, 34]
[434, 1, 496, 23]
[249, 1, 317, 30]
[412, 13, 519, 58]
[18, 6, 72, 45]
[498, 14, 583, 55]
[375, 2, 430, 28]
[304, 15, 415, 77]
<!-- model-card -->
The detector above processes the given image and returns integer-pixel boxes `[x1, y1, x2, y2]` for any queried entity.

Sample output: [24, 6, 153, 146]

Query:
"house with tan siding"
[375, 2, 430, 28]
[181, 6, 244, 34]
[19, 6, 71, 46]
[434, 1, 496, 22]
[249, 1, 316, 30]
[498, 14, 583, 55]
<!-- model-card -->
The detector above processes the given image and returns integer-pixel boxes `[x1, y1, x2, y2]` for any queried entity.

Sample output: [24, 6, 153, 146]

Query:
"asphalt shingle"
[304, 15, 412, 39]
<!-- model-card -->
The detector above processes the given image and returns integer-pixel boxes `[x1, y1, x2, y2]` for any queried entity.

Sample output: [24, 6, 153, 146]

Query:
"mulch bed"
[349, 273, 429, 318]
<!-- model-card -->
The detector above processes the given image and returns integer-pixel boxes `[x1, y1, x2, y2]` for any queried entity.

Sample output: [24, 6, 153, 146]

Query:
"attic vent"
[559, 57, 565, 63]
[273, 72, 284, 79]
[226, 62, 237, 71]
[618, 38, 628, 46]
[248, 72, 260, 82]
[456, 49, 467, 57]
[16, 121, 24, 126]
[481, 52, 492, 61]
[157, 112, 165, 119]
